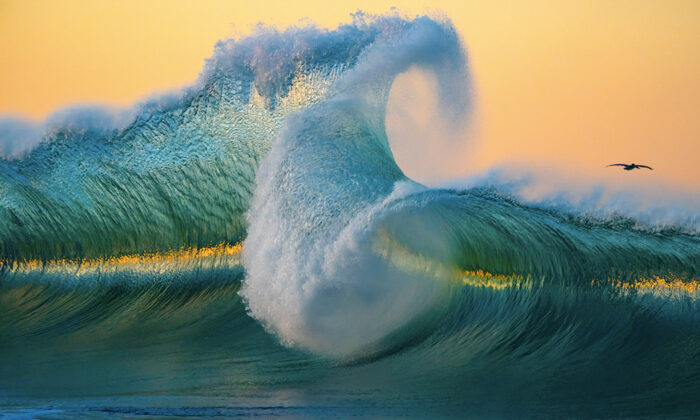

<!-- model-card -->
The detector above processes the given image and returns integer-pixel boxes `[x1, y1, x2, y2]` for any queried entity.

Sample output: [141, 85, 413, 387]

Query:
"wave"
[1, 12, 699, 416]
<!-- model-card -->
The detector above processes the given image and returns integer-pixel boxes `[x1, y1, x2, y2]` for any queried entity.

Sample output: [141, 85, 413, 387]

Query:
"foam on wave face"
[241, 17, 472, 357]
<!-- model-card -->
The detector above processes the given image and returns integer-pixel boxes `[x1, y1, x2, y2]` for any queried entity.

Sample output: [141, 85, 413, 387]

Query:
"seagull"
[607, 163, 653, 171]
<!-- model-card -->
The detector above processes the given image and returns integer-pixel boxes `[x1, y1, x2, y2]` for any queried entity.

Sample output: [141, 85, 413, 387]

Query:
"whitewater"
[1, 13, 698, 419]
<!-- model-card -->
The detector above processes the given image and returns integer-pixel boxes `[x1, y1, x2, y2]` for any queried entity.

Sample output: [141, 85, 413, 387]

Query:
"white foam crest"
[453, 165, 700, 233]
[0, 117, 43, 159]
[0, 13, 390, 159]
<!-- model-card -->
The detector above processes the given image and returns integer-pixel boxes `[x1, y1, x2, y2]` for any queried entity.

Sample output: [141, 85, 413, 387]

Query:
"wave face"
[1, 13, 699, 419]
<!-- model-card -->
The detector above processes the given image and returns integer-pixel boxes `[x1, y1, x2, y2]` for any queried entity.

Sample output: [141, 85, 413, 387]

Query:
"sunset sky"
[1, 0, 698, 189]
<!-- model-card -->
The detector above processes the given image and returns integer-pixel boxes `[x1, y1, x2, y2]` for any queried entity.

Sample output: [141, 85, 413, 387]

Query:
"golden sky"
[1, 0, 698, 189]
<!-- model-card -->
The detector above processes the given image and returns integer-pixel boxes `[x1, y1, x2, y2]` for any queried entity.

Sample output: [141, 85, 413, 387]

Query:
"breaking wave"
[1, 12, 698, 418]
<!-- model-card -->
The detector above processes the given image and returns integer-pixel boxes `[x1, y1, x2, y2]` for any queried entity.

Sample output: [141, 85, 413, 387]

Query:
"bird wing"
[607, 164, 626, 167]
[637, 165, 653, 170]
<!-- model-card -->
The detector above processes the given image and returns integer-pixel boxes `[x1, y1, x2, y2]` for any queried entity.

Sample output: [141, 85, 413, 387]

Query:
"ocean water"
[1, 14, 698, 419]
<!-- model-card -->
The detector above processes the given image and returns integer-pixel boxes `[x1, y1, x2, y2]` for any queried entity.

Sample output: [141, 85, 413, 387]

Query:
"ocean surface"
[1, 14, 698, 419]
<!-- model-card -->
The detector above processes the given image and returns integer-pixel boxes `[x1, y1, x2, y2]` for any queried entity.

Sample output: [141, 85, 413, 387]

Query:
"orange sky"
[1, 0, 698, 189]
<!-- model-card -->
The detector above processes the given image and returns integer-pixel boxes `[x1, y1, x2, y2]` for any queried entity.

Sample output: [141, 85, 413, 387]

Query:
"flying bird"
[606, 163, 653, 171]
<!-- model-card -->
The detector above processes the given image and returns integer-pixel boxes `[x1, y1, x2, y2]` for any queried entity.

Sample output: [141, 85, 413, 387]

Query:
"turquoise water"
[1, 14, 698, 419]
